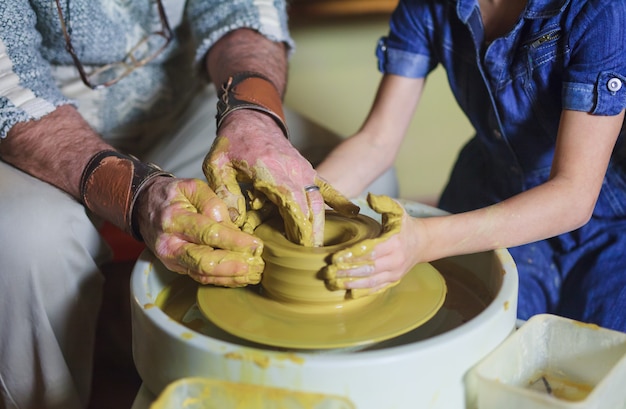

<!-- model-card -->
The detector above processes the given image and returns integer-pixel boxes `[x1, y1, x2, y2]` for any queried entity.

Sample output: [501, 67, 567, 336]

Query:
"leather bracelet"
[80, 150, 173, 241]
[216, 72, 290, 139]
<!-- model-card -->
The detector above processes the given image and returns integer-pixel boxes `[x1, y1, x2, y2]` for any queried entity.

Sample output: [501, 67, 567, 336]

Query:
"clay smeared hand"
[323, 193, 419, 298]
[203, 112, 358, 247]
[135, 177, 264, 287]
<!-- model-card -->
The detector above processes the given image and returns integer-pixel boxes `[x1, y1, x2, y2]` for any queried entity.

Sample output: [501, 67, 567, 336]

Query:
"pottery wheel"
[197, 210, 447, 350]
[197, 262, 446, 350]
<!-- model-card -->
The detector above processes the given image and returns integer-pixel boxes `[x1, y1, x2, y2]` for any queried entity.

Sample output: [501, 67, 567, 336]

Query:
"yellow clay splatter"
[224, 351, 271, 369]
[150, 377, 356, 409]
[573, 321, 600, 330]
[276, 353, 305, 365]
[181, 332, 194, 340]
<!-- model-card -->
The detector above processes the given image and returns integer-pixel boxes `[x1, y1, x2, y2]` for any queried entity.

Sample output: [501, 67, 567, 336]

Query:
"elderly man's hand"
[135, 177, 264, 287]
[203, 111, 358, 247]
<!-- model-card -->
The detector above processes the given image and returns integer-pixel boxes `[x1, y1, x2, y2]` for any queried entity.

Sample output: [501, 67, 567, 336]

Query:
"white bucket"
[131, 199, 518, 409]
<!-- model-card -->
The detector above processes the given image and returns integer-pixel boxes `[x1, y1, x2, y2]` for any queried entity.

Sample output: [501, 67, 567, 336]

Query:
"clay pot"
[256, 211, 380, 309]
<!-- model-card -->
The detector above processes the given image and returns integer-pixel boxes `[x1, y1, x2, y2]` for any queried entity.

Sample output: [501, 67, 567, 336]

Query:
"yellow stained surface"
[150, 377, 355, 409]
[527, 372, 594, 402]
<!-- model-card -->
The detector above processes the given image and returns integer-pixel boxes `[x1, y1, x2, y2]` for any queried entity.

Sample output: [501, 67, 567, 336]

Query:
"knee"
[0, 185, 106, 333]
[0, 185, 104, 274]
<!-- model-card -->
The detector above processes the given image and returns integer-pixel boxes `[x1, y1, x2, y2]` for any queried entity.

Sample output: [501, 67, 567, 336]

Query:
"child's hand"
[323, 193, 420, 298]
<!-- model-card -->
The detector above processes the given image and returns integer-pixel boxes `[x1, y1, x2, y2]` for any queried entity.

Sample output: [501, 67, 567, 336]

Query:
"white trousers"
[0, 85, 398, 409]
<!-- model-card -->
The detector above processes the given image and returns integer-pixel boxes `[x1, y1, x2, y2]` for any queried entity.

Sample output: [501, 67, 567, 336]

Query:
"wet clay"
[156, 211, 505, 350]
[203, 138, 359, 246]
[195, 211, 446, 349]
[197, 262, 445, 349]
[323, 194, 405, 298]
[157, 259, 489, 351]
[256, 211, 382, 308]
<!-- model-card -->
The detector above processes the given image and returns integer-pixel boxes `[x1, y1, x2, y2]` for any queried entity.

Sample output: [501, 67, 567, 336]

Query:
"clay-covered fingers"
[203, 135, 323, 247]
[149, 179, 264, 287]
[170, 210, 263, 256]
[160, 219, 265, 287]
[303, 181, 326, 246]
[323, 237, 384, 296]
[250, 178, 324, 247]
[367, 192, 404, 233]
[240, 202, 276, 234]
[323, 193, 407, 298]
[202, 137, 248, 226]
[325, 251, 403, 298]
[303, 177, 361, 246]
[203, 123, 358, 248]
[316, 177, 360, 217]
[271, 177, 360, 247]
[172, 242, 264, 287]
[324, 241, 402, 298]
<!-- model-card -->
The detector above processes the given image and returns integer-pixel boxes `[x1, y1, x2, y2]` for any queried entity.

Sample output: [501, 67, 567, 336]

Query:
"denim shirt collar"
[455, 0, 570, 23]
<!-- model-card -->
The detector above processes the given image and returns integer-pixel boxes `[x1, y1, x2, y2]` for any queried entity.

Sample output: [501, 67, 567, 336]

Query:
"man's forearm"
[206, 28, 288, 95]
[0, 104, 112, 199]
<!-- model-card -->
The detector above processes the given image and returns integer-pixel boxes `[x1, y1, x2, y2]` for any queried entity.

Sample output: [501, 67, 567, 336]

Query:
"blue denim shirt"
[377, 0, 626, 215]
[377, 0, 626, 329]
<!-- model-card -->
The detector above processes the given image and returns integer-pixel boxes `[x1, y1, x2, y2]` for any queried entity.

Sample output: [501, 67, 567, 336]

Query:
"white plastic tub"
[466, 314, 626, 409]
[149, 377, 356, 409]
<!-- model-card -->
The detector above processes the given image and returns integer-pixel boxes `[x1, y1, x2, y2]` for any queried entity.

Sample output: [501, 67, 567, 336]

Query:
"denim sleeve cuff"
[563, 72, 626, 116]
[376, 37, 433, 78]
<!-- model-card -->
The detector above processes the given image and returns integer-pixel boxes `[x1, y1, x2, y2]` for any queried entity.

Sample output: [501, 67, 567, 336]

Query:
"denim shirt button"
[377, 37, 387, 52]
[493, 129, 502, 140]
[607, 77, 622, 92]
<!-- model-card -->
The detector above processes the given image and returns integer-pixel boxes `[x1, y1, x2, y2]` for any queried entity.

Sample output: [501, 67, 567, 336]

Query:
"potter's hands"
[203, 112, 358, 246]
[135, 177, 264, 287]
[324, 193, 420, 298]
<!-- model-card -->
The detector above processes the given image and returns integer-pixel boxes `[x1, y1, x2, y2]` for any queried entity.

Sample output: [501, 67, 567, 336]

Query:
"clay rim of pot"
[256, 211, 382, 309]
[196, 211, 447, 350]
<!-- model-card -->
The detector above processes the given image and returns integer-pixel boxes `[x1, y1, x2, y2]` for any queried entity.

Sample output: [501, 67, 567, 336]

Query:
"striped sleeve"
[0, 1, 71, 139]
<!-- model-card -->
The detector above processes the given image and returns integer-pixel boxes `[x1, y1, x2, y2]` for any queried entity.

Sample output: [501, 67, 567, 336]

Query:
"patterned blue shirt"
[0, 0, 293, 147]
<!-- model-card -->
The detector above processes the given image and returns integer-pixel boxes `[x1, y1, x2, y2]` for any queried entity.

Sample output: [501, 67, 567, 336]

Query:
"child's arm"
[328, 109, 625, 295]
[316, 74, 425, 198]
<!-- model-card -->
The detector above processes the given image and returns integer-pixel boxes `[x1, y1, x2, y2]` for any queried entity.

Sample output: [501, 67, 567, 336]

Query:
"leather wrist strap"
[216, 72, 289, 139]
[80, 150, 173, 241]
